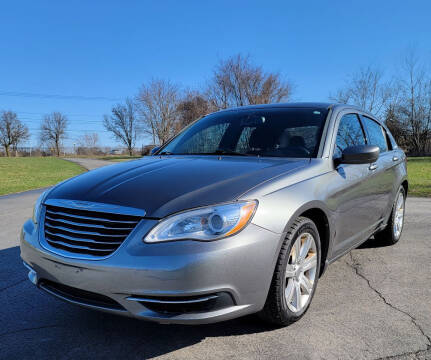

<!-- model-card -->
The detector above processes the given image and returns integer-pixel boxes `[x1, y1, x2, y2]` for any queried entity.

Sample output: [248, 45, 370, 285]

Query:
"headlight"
[144, 200, 257, 243]
[32, 190, 48, 224]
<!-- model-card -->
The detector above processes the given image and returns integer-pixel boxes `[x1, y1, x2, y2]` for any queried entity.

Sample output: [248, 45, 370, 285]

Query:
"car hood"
[47, 156, 308, 218]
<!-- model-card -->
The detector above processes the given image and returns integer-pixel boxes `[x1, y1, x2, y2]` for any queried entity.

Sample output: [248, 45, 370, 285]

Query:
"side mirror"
[150, 146, 160, 156]
[341, 145, 379, 164]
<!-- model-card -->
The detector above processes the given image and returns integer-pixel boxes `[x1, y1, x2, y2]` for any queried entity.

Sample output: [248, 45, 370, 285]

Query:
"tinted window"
[235, 126, 256, 152]
[160, 108, 329, 158]
[362, 116, 388, 153]
[181, 123, 229, 154]
[334, 113, 366, 158]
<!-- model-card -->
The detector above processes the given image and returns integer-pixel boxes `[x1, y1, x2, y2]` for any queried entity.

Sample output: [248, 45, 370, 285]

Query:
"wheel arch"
[299, 208, 330, 277]
[280, 201, 333, 278]
[401, 179, 408, 195]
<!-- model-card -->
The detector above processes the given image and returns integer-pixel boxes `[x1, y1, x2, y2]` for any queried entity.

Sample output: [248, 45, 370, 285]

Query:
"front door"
[326, 113, 378, 258]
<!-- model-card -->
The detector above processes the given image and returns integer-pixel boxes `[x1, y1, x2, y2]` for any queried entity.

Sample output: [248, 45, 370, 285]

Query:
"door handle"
[369, 163, 378, 171]
[392, 156, 399, 161]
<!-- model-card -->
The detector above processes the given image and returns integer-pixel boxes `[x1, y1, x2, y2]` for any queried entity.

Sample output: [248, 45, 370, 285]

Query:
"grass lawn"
[407, 157, 431, 197]
[0, 157, 86, 196]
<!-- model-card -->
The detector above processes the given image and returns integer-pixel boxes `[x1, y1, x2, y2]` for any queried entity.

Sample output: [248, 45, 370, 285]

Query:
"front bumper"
[20, 218, 282, 324]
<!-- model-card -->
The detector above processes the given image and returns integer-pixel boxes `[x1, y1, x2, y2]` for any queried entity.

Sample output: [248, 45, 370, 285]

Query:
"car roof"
[218, 102, 364, 112]
[218, 102, 331, 111]
[216, 102, 378, 121]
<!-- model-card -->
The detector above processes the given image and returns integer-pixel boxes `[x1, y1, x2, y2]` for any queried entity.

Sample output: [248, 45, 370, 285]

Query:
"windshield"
[158, 107, 329, 158]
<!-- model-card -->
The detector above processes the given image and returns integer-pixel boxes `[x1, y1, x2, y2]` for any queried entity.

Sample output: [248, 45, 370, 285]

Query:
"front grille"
[43, 204, 142, 258]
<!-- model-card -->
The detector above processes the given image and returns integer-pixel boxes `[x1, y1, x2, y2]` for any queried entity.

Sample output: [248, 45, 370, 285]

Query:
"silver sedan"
[21, 103, 407, 325]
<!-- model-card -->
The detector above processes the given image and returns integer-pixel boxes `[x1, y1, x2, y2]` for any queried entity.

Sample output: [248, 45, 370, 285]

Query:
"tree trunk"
[4, 145, 10, 157]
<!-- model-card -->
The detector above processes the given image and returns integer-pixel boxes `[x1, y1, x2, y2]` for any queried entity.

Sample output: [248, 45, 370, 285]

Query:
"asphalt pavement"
[63, 157, 115, 170]
[0, 158, 430, 359]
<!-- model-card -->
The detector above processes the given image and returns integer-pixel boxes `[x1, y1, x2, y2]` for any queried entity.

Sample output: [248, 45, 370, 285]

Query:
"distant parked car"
[109, 149, 122, 155]
[141, 144, 159, 156]
[21, 103, 407, 326]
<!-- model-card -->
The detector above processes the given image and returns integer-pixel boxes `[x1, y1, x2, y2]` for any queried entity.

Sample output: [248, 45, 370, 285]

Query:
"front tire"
[374, 186, 406, 245]
[259, 216, 321, 326]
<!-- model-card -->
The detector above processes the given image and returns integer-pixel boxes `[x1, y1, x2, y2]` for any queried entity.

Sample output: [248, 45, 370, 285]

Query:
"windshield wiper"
[158, 150, 254, 156]
[201, 149, 252, 156]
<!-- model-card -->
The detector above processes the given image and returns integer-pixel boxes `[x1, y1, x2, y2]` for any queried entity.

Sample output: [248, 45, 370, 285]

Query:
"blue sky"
[1, 0, 430, 148]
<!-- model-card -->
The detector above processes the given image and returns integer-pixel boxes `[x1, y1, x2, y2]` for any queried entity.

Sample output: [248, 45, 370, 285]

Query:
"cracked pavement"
[1, 161, 430, 359]
[347, 252, 431, 360]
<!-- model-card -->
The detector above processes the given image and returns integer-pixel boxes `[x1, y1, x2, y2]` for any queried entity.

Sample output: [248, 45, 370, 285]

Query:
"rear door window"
[362, 116, 388, 153]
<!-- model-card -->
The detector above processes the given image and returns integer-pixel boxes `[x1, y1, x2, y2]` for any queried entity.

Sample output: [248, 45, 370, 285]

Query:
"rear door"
[361, 116, 396, 219]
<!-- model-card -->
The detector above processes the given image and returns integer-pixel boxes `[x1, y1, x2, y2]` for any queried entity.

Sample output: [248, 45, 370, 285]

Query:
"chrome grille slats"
[44, 223, 128, 238]
[44, 215, 135, 231]
[45, 230, 123, 245]
[42, 204, 142, 258]
[45, 238, 118, 253]
[45, 208, 139, 225]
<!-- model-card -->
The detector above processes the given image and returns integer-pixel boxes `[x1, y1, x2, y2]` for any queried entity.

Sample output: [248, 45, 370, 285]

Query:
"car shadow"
[357, 236, 393, 249]
[0, 246, 276, 359]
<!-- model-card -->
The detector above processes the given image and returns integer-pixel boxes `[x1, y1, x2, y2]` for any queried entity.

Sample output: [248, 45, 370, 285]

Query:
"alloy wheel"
[285, 232, 318, 313]
[393, 192, 405, 239]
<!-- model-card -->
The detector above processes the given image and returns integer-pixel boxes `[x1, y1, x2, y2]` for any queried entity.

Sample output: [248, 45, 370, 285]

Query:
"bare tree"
[76, 133, 100, 155]
[103, 99, 140, 156]
[330, 66, 393, 117]
[176, 91, 214, 132]
[206, 54, 293, 110]
[137, 79, 180, 144]
[0, 111, 29, 157]
[40, 112, 68, 156]
[386, 52, 431, 154]
[385, 105, 408, 148]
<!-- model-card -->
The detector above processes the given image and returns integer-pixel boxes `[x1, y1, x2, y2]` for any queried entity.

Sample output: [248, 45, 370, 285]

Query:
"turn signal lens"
[224, 202, 257, 237]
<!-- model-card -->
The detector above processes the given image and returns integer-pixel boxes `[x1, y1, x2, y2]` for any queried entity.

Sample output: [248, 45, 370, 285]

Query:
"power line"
[27, 128, 110, 133]
[27, 129, 106, 132]
[0, 90, 122, 102]
[19, 118, 103, 125]
[16, 111, 105, 117]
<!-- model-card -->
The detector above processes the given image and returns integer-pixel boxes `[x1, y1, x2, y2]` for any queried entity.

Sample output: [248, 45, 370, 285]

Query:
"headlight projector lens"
[208, 213, 225, 233]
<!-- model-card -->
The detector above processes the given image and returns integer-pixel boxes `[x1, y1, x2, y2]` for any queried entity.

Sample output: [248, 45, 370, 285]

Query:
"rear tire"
[259, 216, 321, 326]
[374, 186, 406, 245]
